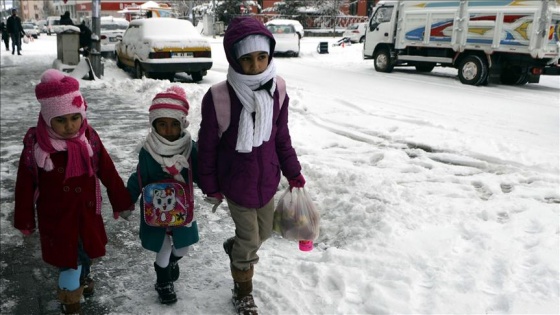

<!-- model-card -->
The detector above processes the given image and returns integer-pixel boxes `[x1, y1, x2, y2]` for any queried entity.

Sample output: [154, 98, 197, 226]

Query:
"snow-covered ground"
[1, 33, 559, 315]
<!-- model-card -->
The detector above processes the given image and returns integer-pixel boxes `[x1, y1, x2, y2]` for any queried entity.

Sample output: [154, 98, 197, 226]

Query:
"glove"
[288, 173, 306, 190]
[113, 207, 133, 220]
[204, 192, 223, 213]
[20, 229, 34, 236]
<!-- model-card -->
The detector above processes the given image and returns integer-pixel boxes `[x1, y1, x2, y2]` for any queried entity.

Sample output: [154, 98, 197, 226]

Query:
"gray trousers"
[227, 198, 275, 271]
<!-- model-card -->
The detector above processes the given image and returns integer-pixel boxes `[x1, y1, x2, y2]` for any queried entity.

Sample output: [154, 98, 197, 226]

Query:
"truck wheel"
[458, 55, 488, 86]
[500, 66, 528, 85]
[374, 49, 394, 73]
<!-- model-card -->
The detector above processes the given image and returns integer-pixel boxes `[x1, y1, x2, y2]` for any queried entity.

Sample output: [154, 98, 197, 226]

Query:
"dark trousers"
[2, 34, 8, 50]
[10, 32, 21, 53]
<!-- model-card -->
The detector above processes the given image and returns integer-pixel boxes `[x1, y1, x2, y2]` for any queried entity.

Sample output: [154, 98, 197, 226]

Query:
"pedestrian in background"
[6, 8, 24, 55]
[197, 16, 306, 315]
[13, 69, 134, 314]
[0, 20, 9, 51]
[60, 11, 74, 26]
[126, 86, 200, 305]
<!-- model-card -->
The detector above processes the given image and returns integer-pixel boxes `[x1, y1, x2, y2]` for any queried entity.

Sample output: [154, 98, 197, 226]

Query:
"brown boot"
[57, 286, 84, 314]
[231, 265, 258, 315]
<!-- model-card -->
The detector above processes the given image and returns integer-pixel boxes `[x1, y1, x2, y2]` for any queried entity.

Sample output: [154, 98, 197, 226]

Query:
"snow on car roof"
[130, 17, 200, 38]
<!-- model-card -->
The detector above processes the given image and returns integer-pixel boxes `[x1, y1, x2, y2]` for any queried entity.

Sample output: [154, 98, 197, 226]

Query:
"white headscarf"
[226, 59, 277, 153]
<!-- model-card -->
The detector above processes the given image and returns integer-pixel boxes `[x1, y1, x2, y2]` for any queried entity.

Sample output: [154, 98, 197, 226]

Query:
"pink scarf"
[34, 115, 94, 180]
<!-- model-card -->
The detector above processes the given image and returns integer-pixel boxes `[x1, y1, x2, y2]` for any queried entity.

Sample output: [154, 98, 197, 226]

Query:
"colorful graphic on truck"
[405, 14, 539, 46]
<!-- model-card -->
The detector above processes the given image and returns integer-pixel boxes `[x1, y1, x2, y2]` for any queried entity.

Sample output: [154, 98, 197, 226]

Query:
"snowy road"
[1, 34, 558, 314]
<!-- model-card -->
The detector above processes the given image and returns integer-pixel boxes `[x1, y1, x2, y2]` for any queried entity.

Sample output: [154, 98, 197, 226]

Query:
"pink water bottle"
[299, 240, 313, 251]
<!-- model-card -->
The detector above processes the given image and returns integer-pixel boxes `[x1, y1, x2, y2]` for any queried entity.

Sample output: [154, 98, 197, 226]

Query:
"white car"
[266, 23, 300, 57]
[22, 23, 39, 39]
[343, 22, 367, 43]
[116, 18, 212, 81]
[99, 17, 129, 58]
[265, 19, 304, 39]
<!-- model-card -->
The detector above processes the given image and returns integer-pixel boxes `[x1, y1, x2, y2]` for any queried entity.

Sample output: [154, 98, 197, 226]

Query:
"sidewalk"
[1, 234, 111, 315]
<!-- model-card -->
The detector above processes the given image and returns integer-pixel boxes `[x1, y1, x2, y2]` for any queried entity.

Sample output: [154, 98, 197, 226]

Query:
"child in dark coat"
[13, 69, 133, 314]
[197, 17, 306, 315]
[126, 86, 199, 305]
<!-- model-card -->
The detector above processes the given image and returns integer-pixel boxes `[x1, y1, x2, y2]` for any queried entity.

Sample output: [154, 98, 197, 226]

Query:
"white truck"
[363, 0, 560, 85]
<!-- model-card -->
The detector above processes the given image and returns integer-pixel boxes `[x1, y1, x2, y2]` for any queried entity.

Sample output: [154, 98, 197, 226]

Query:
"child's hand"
[19, 229, 34, 236]
[204, 192, 223, 213]
[288, 173, 306, 190]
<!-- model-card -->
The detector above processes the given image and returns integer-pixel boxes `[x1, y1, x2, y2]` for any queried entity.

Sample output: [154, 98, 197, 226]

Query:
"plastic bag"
[273, 187, 320, 241]
[23, 36, 29, 44]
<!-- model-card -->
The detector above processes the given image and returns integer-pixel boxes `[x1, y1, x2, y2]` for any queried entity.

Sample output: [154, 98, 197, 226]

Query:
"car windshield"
[266, 25, 295, 34]
[23, 24, 34, 29]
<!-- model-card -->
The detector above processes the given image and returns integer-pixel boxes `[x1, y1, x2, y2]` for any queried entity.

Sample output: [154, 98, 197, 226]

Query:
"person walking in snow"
[197, 16, 306, 315]
[13, 69, 134, 315]
[0, 20, 10, 51]
[126, 86, 200, 305]
[6, 8, 25, 55]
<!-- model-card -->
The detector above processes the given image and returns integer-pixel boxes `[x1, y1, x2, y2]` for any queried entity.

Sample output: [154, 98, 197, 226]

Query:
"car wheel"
[191, 71, 203, 82]
[116, 55, 124, 69]
[135, 61, 144, 79]
[458, 55, 488, 86]
[359, 36, 365, 43]
[374, 49, 394, 73]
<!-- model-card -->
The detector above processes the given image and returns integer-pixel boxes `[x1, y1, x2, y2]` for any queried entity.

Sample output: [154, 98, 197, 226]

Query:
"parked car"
[343, 22, 367, 43]
[22, 23, 39, 39]
[265, 23, 300, 57]
[99, 16, 129, 58]
[36, 20, 47, 33]
[115, 18, 212, 82]
[46, 16, 61, 35]
[265, 19, 304, 39]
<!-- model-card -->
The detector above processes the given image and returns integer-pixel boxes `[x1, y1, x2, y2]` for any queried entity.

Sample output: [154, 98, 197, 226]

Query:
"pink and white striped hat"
[35, 69, 86, 127]
[149, 86, 190, 129]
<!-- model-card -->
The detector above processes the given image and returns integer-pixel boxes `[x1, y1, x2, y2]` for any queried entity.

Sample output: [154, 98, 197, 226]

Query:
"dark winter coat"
[14, 127, 133, 269]
[6, 14, 23, 35]
[197, 17, 302, 208]
[126, 143, 199, 252]
[60, 12, 74, 26]
[0, 22, 8, 40]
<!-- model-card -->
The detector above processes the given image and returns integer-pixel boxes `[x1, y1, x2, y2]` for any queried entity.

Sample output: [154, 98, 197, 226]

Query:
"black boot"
[154, 262, 177, 304]
[169, 253, 182, 282]
[223, 237, 235, 261]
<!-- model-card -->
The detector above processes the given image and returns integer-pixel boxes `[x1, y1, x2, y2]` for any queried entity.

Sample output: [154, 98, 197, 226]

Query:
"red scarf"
[35, 115, 94, 180]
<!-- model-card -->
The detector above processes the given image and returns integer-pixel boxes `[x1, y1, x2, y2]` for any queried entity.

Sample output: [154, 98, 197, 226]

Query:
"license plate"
[109, 37, 119, 42]
[172, 52, 193, 58]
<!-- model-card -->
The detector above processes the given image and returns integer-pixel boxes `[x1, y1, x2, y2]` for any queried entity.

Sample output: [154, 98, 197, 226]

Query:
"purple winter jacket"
[197, 17, 302, 208]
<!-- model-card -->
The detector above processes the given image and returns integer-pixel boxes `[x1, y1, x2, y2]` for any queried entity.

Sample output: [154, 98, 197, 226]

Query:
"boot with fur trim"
[57, 286, 84, 314]
[231, 265, 258, 315]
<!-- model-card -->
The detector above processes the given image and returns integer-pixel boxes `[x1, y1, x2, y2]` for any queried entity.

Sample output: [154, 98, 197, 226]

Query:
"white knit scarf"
[142, 130, 192, 183]
[227, 59, 277, 153]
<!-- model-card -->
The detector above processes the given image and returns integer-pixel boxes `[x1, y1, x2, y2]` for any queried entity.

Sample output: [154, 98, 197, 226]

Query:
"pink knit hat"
[149, 86, 190, 129]
[35, 69, 87, 127]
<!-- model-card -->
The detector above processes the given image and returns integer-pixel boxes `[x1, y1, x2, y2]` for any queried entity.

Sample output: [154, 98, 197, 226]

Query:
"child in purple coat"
[197, 17, 306, 315]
